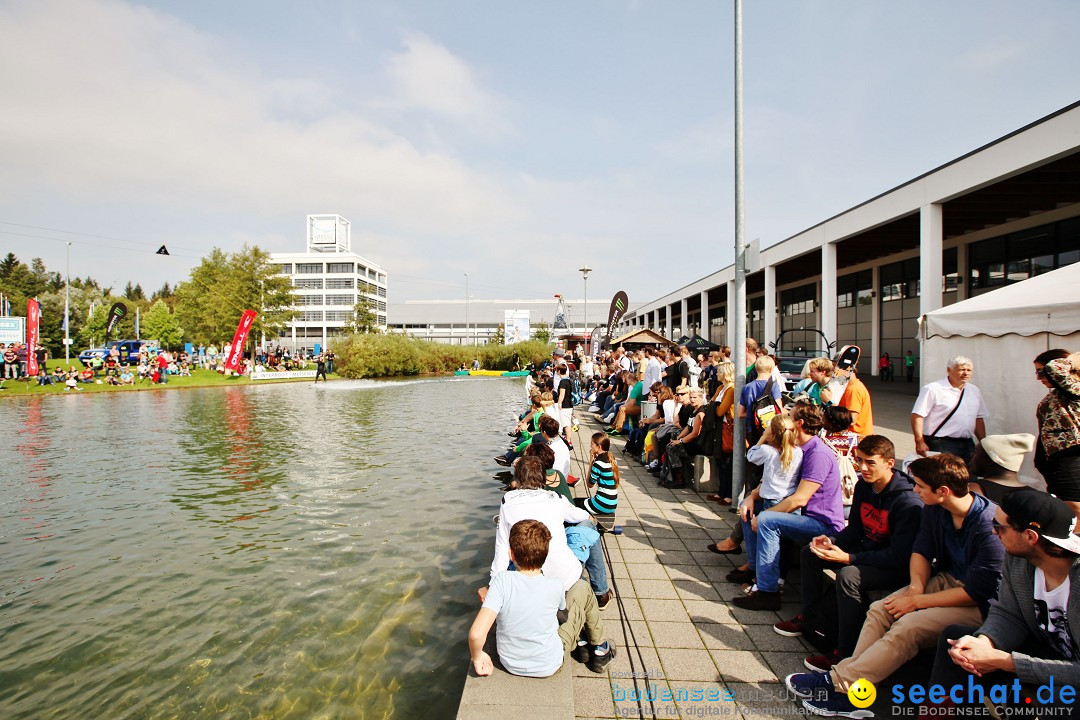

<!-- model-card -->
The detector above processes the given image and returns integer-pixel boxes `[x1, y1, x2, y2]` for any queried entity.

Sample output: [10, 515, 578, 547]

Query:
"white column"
[681, 297, 688, 338]
[820, 243, 837, 352]
[726, 280, 736, 347]
[920, 203, 944, 317]
[764, 265, 777, 351]
[870, 264, 881, 377]
[700, 290, 710, 342]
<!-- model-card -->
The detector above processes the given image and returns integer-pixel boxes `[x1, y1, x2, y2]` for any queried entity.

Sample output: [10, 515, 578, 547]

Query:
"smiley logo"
[848, 678, 876, 708]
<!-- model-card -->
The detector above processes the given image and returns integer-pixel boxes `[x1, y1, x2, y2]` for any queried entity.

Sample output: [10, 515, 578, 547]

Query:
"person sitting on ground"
[660, 386, 707, 489]
[774, 434, 923, 675]
[119, 365, 135, 385]
[51, 365, 66, 384]
[734, 401, 846, 611]
[837, 361, 873, 438]
[606, 367, 643, 436]
[928, 489, 1080, 711]
[64, 370, 80, 391]
[638, 385, 675, 468]
[36, 367, 52, 386]
[469, 519, 616, 677]
[786, 453, 1004, 717]
[522, 441, 572, 502]
[968, 434, 1037, 505]
[726, 414, 804, 590]
[579, 433, 619, 516]
[79, 366, 95, 383]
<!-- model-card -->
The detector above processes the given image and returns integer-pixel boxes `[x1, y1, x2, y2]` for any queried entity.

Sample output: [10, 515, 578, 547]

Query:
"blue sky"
[1, 0, 1078, 310]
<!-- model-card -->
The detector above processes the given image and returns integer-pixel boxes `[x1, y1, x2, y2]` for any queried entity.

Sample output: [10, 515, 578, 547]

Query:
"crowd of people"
[472, 340, 1080, 716]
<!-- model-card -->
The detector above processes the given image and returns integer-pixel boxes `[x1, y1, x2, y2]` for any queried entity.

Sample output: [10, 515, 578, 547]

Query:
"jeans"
[581, 526, 609, 595]
[925, 435, 975, 465]
[742, 497, 780, 574]
[800, 546, 909, 656]
[754, 510, 829, 593]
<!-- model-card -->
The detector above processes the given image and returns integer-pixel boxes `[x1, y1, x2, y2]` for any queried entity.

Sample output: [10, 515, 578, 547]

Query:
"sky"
[1, 0, 1078, 312]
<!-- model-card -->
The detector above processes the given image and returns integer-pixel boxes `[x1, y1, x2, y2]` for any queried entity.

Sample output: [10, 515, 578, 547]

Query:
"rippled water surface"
[0, 377, 523, 720]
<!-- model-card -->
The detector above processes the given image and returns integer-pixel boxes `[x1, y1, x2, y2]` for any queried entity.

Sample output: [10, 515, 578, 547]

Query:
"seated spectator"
[659, 386, 706, 489]
[734, 401, 846, 611]
[469, 519, 615, 677]
[968, 433, 1036, 505]
[579, 432, 619, 516]
[606, 368, 643, 436]
[787, 454, 1004, 716]
[36, 368, 53, 386]
[774, 435, 923, 674]
[51, 366, 66, 384]
[119, 366, 135, 385]
[726, 414, 803, 590]
[928, 489, 1080, 711]
[64, 372, 80, 391]
[79, 366, 95, 383]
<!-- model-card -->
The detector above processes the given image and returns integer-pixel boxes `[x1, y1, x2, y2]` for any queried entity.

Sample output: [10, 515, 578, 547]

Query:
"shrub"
[334, 334, 555, 379]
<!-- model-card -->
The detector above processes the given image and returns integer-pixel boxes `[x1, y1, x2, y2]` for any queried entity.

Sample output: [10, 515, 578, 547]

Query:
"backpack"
[697, 400, 722, 456]
[570, 376, 582, 406]
[749, 377, 781, 444]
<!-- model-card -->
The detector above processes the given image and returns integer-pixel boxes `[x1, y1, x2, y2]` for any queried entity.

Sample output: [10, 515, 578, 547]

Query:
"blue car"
[78, 340, 155, 368]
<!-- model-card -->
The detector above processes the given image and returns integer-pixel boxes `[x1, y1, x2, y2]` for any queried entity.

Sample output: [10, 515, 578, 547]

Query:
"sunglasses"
[992, 519, 1019, 535]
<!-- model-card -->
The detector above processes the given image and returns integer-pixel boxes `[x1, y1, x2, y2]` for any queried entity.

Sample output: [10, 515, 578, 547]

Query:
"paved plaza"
[458, 383, 921, 720]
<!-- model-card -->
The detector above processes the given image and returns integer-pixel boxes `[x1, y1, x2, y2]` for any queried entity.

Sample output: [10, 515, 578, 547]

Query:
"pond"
[0, 377, 523, 719]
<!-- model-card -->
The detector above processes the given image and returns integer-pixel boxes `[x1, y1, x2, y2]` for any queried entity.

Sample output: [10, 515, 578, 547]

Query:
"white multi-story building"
[270, 214, 387, 353]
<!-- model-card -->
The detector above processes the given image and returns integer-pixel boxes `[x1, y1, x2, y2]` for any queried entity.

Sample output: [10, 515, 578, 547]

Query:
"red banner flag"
[223, 309, 258, 372]
[26, 299, 41, 377]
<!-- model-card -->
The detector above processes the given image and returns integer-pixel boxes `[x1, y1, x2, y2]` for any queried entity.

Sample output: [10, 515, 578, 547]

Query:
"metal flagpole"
[731, 0, 748, 505]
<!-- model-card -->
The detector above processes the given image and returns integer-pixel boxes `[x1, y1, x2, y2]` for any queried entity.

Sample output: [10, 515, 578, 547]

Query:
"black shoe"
[494, 456, 511, 467]
[659, 480, 686, 489]
[725, 567, 755, 584]
[571, 641, 591, 664]
[732, 590, 782, 611]
[586, 642, 616, 673]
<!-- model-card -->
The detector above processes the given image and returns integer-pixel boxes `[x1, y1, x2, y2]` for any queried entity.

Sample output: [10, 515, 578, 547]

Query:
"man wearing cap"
[968, 434, 1037, 504]
[911, 355, 989, 464]
[928, 489, 1080, 708]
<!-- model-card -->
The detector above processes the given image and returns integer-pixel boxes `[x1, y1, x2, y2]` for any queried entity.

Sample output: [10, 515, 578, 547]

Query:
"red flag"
[26, 299, 41, 377]
[223, 309, 258, 372]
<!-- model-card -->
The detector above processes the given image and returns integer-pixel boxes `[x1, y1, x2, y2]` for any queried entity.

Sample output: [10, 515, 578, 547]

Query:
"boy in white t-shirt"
[468, 519, 615, 677]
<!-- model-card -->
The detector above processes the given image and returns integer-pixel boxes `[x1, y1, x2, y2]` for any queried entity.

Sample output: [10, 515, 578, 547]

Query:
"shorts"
[559, 407, 573, 431]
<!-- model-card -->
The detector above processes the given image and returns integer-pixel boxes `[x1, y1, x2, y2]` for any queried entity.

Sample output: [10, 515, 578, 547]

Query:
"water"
[0, 377, 524, 720]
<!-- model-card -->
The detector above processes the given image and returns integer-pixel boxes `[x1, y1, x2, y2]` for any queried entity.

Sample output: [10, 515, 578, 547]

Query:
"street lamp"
[464, 272, 469, 346]
[578, 264, 591, 345]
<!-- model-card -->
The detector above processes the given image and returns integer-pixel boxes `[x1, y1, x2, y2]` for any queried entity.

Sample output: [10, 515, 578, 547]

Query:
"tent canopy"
[922, 263, 1080, 339]
[682, 334, 720, 352]
[609, 328, 675, 348]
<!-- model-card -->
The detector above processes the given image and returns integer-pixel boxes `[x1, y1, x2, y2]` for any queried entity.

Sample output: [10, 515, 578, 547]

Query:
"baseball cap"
[552, 348, 566, 357]
[1001, 489, 1080, 554]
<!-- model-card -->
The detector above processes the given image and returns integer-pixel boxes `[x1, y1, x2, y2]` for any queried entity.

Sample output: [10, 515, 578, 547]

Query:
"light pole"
[64, 242, 71, 363]
[464, 272, 469, 346]
[578, 264, 591, 346]
[732, 0, 748, 505]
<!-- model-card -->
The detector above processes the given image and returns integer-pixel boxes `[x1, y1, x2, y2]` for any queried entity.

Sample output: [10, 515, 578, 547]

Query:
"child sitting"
[578, 432, 619, 516]
[468, 519, 615, 677]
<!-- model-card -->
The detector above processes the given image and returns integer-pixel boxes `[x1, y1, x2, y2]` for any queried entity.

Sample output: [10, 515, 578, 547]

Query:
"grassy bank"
[0, 360, 327, 397]
[333, 334, 552, 379]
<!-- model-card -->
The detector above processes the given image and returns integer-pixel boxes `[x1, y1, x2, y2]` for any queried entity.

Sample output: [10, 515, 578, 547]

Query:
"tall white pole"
[464, 273, 469, 346]
[64, 242, 71, 363]
[579, 264, 592, 344]
[732, 0, 748, 504]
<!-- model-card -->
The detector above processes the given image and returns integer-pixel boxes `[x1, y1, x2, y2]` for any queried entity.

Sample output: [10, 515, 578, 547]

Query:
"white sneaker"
[588, 405, 600, 413]
[645, 460, 659, 470]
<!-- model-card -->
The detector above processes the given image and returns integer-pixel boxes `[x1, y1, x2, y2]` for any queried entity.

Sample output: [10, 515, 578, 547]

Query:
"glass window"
[294, 278, 323, 289]
[1006, 259, 1030, 283]
[300, 310, 323, 322]
[327, 262, 354, 273]
[278, 263, 292, 274]
[296, 294, 323, 306]
[325, 294, 354, 306]
[296, 263, 323, 274]
[326, 278, 354, 289]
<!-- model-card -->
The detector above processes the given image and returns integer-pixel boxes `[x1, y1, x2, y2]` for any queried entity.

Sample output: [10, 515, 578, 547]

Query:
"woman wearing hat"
[1035, 354, 1080, 523]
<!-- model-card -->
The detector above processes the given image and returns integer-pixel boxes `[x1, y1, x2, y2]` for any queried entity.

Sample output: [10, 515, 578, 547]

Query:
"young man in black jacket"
[774, 435, 924, 674]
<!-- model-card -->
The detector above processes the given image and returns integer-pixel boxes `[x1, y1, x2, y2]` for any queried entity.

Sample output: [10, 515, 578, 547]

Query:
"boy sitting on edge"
[468, 519, 615, 678]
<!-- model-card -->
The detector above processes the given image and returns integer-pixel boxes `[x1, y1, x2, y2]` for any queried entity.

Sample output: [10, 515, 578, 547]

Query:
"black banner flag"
[104, 302, 128, 341]
[604, 291, 628, 348]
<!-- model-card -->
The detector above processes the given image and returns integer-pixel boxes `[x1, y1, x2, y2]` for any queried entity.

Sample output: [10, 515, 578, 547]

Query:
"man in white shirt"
[642, 347, 663, 390]
[911, 355, 989, 464]
[615, 347, 633, 372]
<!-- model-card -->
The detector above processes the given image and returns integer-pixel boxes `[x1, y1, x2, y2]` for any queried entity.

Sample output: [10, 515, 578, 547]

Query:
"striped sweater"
[585, 455, 618, 515]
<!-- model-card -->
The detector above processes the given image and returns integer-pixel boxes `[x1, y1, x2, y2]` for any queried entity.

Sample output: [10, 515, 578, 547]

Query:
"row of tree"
[0, 246, 338, 357]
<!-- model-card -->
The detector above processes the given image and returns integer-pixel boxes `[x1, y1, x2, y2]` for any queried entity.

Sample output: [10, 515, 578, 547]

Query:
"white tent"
[920, 262, 1080, 485]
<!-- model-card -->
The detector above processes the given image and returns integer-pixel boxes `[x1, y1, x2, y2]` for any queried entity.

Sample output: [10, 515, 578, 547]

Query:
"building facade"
[270, 214, 387, 353]
[619, 101, 1080, 379]
[387, 298, 611, 345]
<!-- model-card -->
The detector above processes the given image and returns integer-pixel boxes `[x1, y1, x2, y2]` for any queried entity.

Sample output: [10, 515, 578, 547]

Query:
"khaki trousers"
[558, 579, 605, 653]
[830, 573, 983, 692]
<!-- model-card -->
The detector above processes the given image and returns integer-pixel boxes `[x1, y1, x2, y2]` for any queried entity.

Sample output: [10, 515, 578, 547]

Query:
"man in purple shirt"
[734, 401, 845, 611]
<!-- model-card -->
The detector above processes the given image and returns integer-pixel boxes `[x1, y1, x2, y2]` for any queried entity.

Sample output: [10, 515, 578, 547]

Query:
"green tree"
[532, 320, 551, 344]
[489, 323, 505, 345]
[124, 282, 145, 301]
[0, 252, 17, 280]
[346, 297, 380, 334]
[142, 299, 184, 348]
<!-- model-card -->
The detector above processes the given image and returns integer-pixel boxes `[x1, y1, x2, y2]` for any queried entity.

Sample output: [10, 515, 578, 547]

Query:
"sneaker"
[586, 641, 616, 673]
[588, 405, 600, 413]
[785, 671, 833, 700]
[774, 614, 804, 637]
[494, 456, 511, 467]
[595, 590, 613, 611]
[571, 639, 591, 664]
[802, 691, 863, 717]
[731, 589, 782, 611]
[645, 460, 659, 470]
[804, 649, 843, 673]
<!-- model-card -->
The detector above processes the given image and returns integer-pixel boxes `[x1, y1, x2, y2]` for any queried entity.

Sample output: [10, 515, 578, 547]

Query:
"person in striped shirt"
[580, 432, 620, 516]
